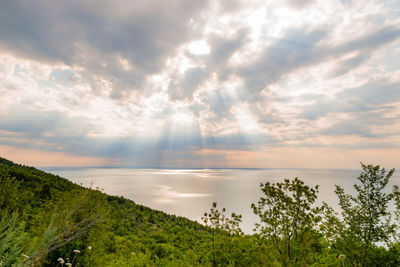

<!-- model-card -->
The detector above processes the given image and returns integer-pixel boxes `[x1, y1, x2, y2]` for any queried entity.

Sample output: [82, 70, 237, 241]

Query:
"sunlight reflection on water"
[41, 167, 400, 234]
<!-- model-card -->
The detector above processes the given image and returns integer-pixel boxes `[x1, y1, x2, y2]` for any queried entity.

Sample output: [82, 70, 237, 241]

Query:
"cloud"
[0, 108, 90, 138]
[286, 0, 316, 9]
[238, 25, 400, 98]
[334, 25, 400, 54]
[300, 80, 400, 120]
[321, 119, 385, 138]
[237, 28, 327, 95]
[0, 0, 210, 97]
[1, 0, 400, 167]
[207, 89, 236, 118]
[0, 105, 278, 167]
[167, 29, 248, 101]
[328, 53, 367, 77]
[206, 29, 248, 76]
[168, 67, 208, 100]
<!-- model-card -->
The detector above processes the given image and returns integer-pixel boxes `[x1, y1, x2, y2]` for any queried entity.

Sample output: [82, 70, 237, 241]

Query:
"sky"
[0, 0, 400, 168]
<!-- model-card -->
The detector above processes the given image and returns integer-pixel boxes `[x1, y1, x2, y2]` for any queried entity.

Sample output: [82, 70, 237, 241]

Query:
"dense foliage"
[252, 178, 324, 266]
[1, 157, 400, 266]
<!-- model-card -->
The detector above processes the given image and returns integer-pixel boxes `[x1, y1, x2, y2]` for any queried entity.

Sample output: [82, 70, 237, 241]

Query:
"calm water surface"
[41, 168, 400, 234]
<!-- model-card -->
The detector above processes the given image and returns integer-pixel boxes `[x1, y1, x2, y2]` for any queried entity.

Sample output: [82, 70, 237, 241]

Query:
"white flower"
[87, 246, 92, 250]
[58, 258, 65, 264]
[73, 249, 81, 254]
[66, 263, 72, 266]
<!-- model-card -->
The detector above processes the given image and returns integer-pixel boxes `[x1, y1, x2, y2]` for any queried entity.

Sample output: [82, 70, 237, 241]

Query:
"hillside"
[0, 157, 261, 266]
[2, 157, 400, 266]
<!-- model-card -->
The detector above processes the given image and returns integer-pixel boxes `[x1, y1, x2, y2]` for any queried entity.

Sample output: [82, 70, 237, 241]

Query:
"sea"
[41, 167, 400, 234]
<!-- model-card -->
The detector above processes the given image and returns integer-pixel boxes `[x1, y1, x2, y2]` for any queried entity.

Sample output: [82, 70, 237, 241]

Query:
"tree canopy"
[1, 158, 400, 266]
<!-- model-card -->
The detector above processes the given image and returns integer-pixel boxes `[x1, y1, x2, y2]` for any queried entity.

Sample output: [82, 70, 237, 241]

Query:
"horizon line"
[39, 166, 368, 171]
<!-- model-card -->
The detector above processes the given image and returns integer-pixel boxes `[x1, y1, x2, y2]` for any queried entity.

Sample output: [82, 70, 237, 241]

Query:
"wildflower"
[65, 263, 72, 266]
[73, 249, 81, 254]
[21, 254, 29, 259]
[88, 246, 92, 250]
[58, 258, 65, 264]
[339, 254, 346, 267]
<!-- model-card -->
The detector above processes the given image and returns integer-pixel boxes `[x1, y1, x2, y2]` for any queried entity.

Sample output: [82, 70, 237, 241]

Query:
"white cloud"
[0, 0, 400, 167]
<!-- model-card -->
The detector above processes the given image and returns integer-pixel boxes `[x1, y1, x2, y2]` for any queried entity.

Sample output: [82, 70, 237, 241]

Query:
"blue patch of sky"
[372, 42, 400, 72]
[37, 79, 58, 88]
[13, 64, 27, 75]
[50, 69, 75, 86]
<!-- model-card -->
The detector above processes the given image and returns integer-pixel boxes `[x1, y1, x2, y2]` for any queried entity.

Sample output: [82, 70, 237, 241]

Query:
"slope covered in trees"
[1, 157, 400, 266]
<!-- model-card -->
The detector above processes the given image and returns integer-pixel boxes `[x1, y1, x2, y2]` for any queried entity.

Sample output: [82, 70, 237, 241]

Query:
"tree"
[393, 185, 400, 242]
[251, 177, 324, 266]
[335, 163, 395, 266]
[202, 202, 243, 266]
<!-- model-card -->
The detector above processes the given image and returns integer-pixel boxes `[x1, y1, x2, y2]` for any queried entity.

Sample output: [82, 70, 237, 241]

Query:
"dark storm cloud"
[0, 0, 210, 96]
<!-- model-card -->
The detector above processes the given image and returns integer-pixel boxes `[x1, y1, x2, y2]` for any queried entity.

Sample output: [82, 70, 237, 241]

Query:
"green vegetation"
[1, 157, 400, 266]
[334, 164, 396, 266]
[252, 178, 325, 266]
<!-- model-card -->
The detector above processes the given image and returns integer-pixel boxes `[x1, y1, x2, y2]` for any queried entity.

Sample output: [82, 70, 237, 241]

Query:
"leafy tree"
[392, 185, 400, 240]
[0, 169, 25, 212]
[389, 184, 400, 265]
[335, 163, 395, 266]
[5, 155, 400, 266]
[252, 177, 324, 266]
[202, 202, 243, 266]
